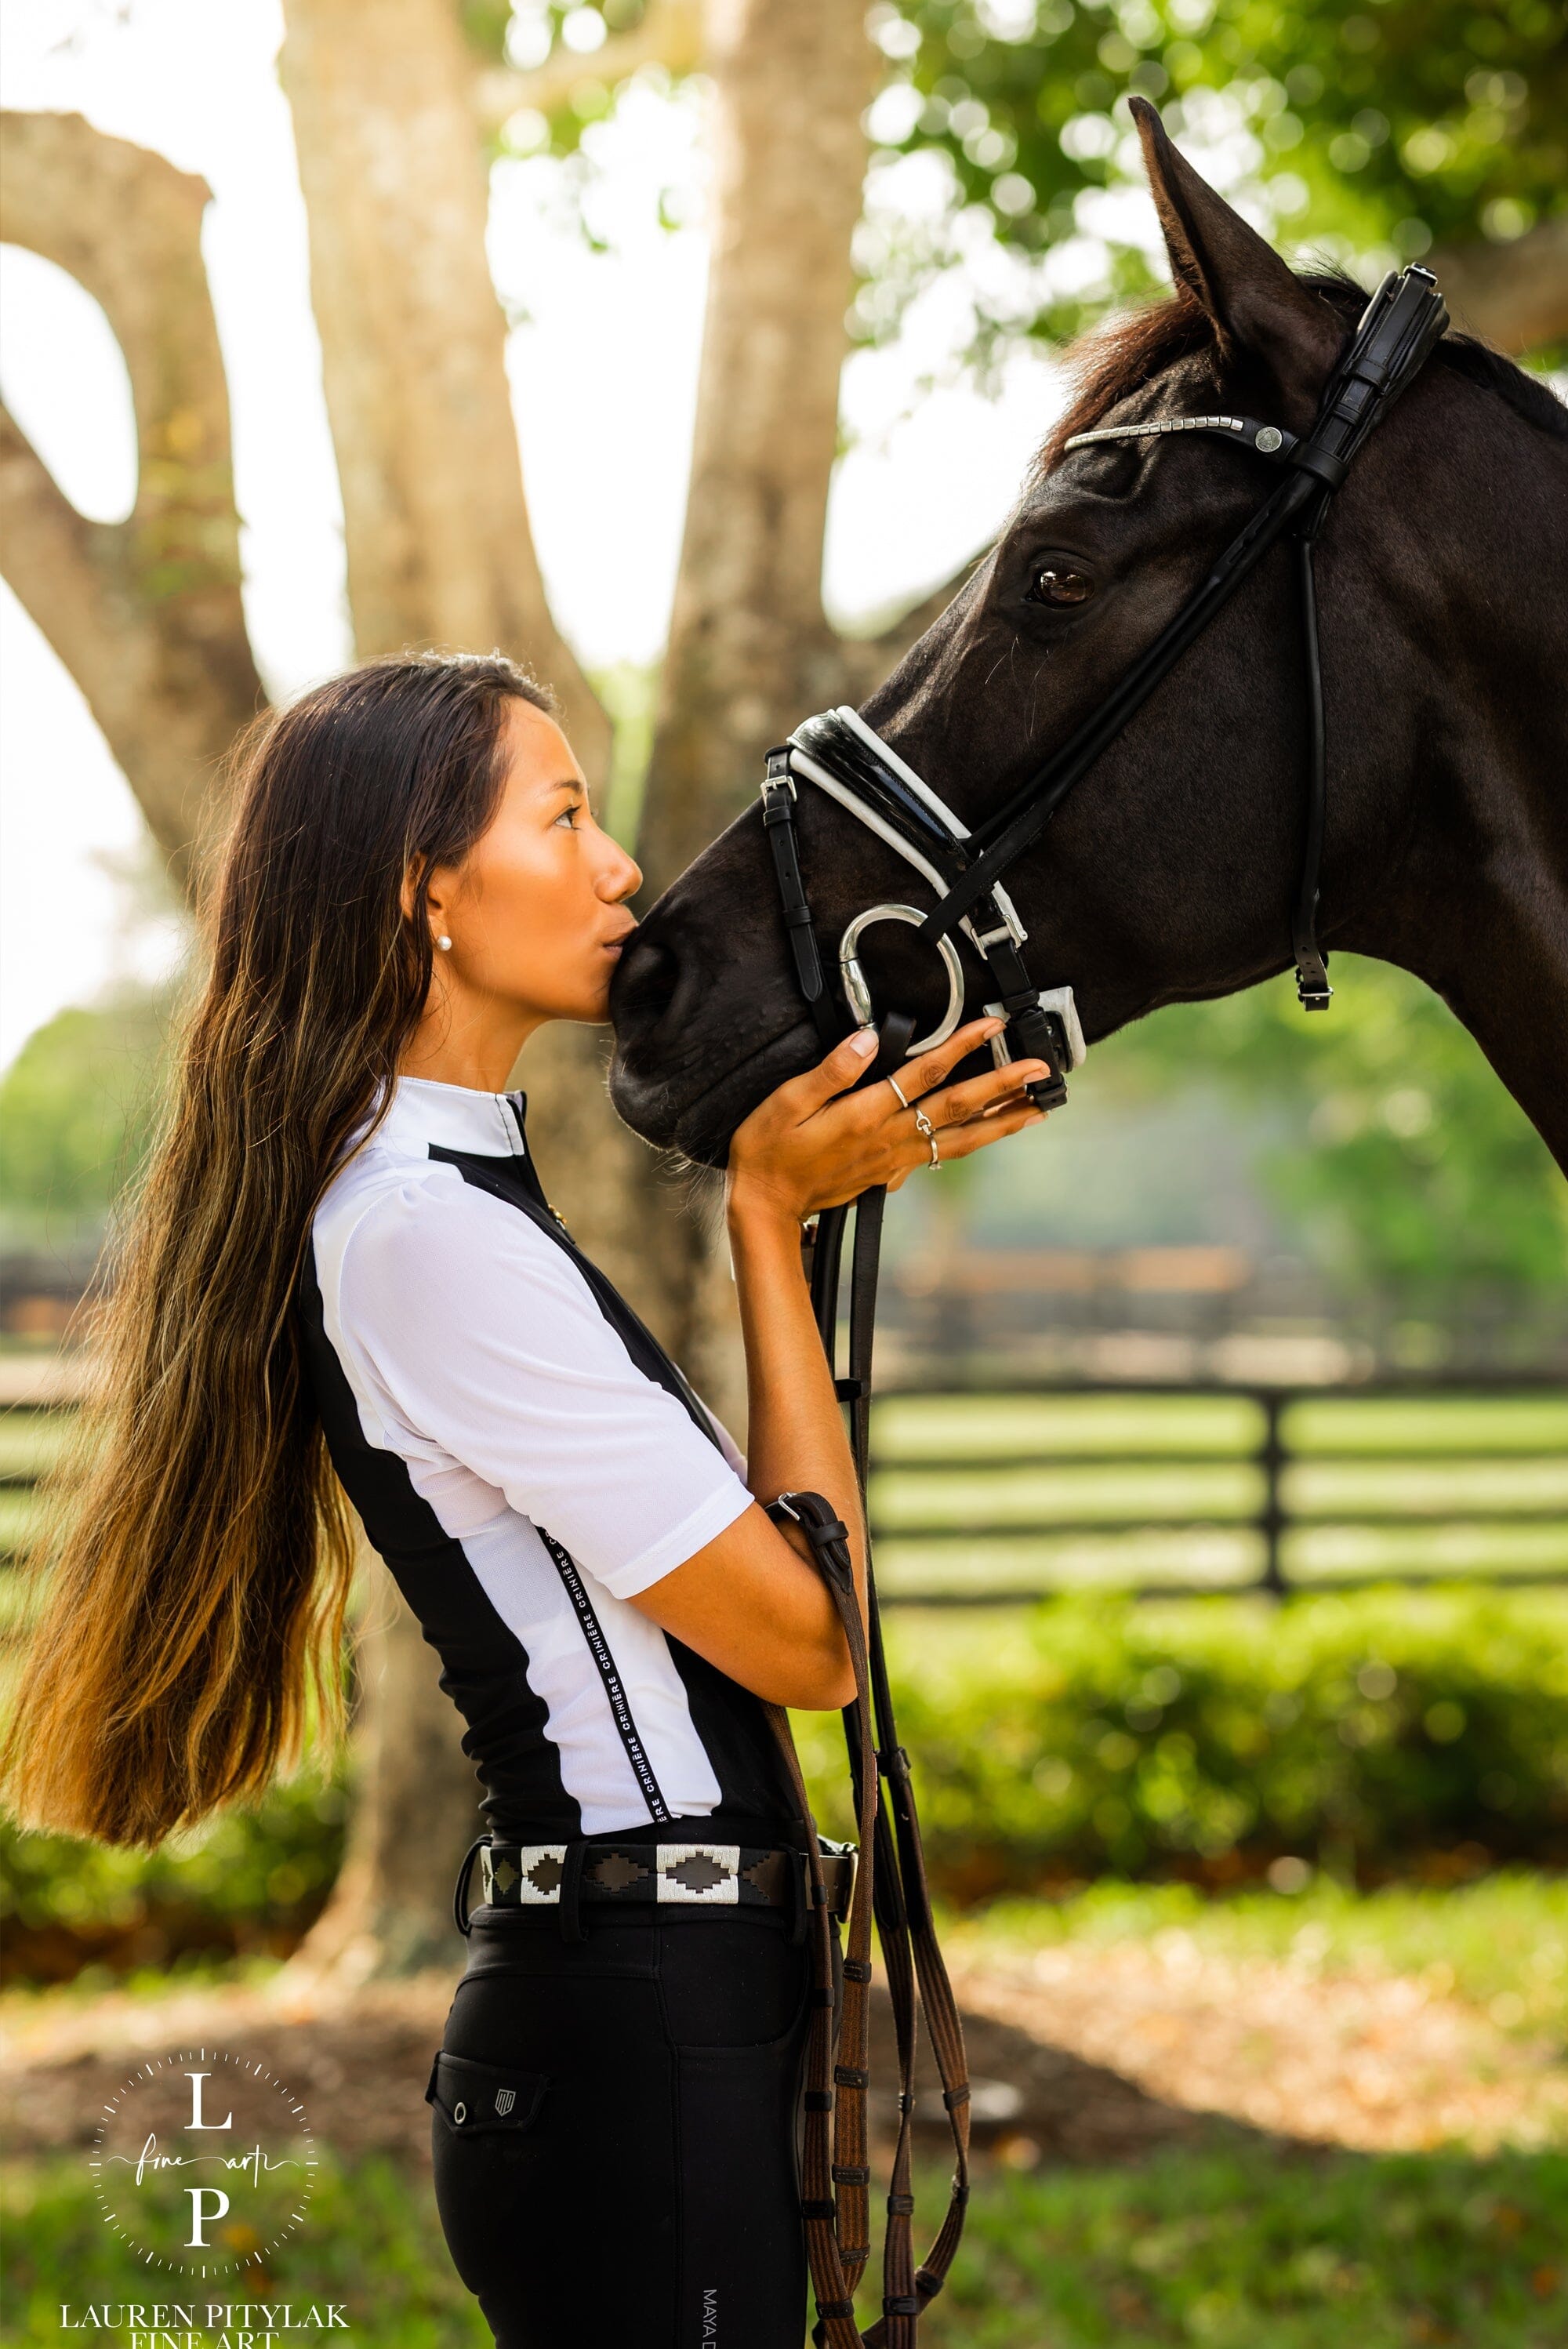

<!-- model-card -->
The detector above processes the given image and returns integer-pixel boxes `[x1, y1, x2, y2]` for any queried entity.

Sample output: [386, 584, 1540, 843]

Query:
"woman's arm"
[626, 1018, 1048, 1708]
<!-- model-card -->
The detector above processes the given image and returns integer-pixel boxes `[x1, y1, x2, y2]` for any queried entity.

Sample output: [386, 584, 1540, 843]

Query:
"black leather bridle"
[762, 263, 1450, 1106]
[760, 263, 1450, 2347]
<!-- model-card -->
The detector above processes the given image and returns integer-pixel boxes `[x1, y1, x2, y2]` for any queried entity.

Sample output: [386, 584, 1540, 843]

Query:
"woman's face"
[424, 697, 641, 1029]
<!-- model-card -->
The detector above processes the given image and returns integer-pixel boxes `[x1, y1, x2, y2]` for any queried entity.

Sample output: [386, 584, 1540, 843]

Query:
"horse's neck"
[1374, 865, 1568, 1173]
[1357, 489, 1568, 1169]
[1345, 396, 1568, 1170]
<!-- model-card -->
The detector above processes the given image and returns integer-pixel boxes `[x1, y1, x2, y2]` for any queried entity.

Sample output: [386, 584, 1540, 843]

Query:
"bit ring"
[913, 1105, 940, 1170]
[887, 1075, 911, 1111]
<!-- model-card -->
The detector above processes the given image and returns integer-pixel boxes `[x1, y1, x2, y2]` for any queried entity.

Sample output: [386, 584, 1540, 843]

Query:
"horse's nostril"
[612, 932, 682, 1033]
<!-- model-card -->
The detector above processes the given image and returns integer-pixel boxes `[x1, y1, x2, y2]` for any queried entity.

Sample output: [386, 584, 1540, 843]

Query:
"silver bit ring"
[887, 1075, 911, 1111]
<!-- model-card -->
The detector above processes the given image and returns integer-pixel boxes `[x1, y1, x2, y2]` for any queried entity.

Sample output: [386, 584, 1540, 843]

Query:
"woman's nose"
[597, 838, 642, 902]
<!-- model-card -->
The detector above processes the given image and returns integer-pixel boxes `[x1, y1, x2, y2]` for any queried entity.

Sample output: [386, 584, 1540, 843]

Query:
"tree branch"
[473, 0, 703, 132]
[1429, 216, 1568, 358]
[0, 111, 264, 888]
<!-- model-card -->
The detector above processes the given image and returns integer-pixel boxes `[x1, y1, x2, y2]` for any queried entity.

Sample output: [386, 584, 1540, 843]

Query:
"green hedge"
[0, 1774, 346, 1981]
[794, 1589, 1568, 1899]
[5, 1592, 1566, 1977]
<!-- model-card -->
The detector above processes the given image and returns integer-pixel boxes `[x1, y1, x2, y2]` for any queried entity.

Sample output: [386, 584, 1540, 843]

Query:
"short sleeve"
[334, 1171, 753, 1598]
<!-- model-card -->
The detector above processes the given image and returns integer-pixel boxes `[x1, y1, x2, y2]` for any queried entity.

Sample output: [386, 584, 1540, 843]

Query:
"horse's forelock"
[1036, 267, 1566, 484]
[1034, 271, 1374, 481]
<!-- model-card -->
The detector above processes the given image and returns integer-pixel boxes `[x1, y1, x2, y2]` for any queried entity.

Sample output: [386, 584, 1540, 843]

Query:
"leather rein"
[760, 263, 1449, 2345]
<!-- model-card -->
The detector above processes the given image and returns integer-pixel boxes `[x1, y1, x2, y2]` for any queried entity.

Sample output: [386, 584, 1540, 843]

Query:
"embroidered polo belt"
[474, 1839, 855, 1917]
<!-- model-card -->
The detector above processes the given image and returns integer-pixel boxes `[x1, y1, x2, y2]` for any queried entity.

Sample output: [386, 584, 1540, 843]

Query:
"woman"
[3, 652, 1049, 2345]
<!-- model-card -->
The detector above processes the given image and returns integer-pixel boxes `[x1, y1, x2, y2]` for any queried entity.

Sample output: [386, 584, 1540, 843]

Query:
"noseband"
[761, 263, 1449, 1103]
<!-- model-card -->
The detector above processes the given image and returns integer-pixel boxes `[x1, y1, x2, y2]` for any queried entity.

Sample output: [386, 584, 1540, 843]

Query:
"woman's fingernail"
[982, 1017, 1005, 1036]
[848, 1026, 879, 1058]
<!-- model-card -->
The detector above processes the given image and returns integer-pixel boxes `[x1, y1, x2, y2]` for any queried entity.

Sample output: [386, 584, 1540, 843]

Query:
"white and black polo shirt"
[298, 1076, 801, 1846]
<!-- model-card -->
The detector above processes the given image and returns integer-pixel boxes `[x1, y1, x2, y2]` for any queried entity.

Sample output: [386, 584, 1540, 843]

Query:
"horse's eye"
[1029, 566, 1094, 607]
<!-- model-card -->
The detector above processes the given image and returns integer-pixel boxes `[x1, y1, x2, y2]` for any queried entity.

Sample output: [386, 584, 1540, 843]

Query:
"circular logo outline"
[90, 2046, 316, 2277]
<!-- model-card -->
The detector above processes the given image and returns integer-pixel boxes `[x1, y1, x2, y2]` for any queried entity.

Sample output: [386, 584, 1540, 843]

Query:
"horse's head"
[611, 100, 1557, 1166]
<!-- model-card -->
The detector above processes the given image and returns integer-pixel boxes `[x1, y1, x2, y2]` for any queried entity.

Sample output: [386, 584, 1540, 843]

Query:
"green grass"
[4, 1879, 1566, 2339]
[940, 1871, 1568, 2038]
[4, 2145, 1563, 2346]
[0, 2152, 492, 2347]
[902, 2146, 1568, 2347]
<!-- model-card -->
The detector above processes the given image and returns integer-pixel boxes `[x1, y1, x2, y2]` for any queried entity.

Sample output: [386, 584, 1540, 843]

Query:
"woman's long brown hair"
[2, 652, 550, 1846]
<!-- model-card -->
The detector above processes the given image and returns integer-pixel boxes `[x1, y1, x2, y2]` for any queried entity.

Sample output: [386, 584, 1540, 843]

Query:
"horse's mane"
[1036, 269, 1568, 476]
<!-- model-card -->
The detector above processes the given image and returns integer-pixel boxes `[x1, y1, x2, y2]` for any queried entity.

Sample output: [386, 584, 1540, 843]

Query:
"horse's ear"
[1130, 96, 1341, 396]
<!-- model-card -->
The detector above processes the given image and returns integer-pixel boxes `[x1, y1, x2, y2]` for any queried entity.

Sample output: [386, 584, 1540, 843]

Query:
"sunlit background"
[2, 9, 1566, 2339]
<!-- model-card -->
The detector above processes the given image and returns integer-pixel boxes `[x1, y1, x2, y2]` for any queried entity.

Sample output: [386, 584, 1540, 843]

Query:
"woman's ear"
[1131, 96, 1344, 416]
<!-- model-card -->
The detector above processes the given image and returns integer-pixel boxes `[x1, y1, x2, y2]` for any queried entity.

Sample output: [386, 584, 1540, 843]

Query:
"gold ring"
[887, 1075, 910, 1111]
[913, 1106, 940, 1170]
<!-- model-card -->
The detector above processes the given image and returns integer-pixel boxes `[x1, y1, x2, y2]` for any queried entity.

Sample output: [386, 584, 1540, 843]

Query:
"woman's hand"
[726, 1016, 1051, 1229]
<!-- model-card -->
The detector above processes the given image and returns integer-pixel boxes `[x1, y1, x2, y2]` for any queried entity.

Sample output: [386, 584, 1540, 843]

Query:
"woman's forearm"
[728, 1196, 870, 1643]
[627, 1022, 1046, 1709]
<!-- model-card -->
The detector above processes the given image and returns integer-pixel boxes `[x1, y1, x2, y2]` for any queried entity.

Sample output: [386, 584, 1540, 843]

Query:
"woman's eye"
[1029, 566, 1094, 607]
[554, 804, 580, 828]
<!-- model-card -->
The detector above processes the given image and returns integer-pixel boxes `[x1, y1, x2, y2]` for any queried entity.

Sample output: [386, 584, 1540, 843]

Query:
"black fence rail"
[5, 1381, 1566, 1599]
[866, 1378, 1568, 1605]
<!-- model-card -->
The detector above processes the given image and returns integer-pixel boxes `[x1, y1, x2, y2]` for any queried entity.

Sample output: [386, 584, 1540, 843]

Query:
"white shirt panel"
[310, 1076, 753, 1832]
[324, 1162, 753, 1600]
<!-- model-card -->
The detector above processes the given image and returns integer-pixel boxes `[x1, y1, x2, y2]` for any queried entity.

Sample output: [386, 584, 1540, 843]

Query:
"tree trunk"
[637, 0, 880, 895]
[292, 1569, 477, 1981]
[276, 0, 704, 1975]
[626, 0, 879, 1401]
[0, 113, 263, 888]
[276, 0, 610, 786]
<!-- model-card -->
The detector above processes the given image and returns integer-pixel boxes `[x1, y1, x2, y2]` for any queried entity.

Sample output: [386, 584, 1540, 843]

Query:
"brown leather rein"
[766, 1183, 971, 2349]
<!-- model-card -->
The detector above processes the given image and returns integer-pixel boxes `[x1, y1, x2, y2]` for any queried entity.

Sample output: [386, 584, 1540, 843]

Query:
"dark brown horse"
[610, 105, 1568, 1174]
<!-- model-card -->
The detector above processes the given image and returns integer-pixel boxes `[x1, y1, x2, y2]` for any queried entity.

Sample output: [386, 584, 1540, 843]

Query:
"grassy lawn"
[939, 1871, 1568, 2039]
[5, 2144, 1563, 2346]
[1, 2151, 493, 2348]
[5, 1875, 1566, 2342]
[908, 2145, 1568, 2347]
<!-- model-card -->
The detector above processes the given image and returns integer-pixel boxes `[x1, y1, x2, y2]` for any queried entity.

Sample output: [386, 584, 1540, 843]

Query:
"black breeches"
[429, 1912, 815, 2347]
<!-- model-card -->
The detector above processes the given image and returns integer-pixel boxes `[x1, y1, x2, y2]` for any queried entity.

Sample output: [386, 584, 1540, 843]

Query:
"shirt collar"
[376, 1076, 528, 1160]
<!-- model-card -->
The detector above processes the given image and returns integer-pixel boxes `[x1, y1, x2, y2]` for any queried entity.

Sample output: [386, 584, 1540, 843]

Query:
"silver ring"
[838, 904, 965, 1055]
[913, 1106, 939, 1171]
[887, 1075, 910, 1111]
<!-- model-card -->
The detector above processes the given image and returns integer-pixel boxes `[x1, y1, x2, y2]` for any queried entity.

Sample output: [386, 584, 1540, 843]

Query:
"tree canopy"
[471, 0, 1567, 358]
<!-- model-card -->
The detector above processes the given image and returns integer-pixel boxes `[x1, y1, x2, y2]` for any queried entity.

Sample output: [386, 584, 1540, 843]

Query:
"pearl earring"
[436, 935, 452, 953]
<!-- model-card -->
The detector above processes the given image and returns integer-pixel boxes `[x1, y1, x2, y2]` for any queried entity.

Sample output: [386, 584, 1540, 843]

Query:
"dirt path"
[2, 1936, 1563, 2168]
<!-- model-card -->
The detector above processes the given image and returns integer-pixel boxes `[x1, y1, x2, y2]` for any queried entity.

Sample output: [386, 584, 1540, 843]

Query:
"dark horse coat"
[610, 105, 1568, 1178]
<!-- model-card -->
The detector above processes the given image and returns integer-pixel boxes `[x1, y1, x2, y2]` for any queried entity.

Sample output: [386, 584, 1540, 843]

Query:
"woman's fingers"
[919, 1057, 1052, 1128]
[935, 1102, 1045, 1160]
[886, 1099, 1044, 1188]
[771, 1023, 883, 1118]
[890, 1017, 1008, 1104]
